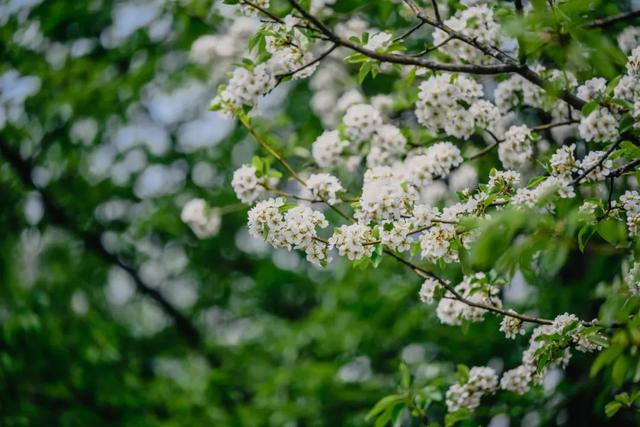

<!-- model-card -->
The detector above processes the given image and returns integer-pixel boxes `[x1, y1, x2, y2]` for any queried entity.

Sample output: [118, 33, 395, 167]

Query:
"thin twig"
[239, 117, 354, 223]
[610, 157, 640, 178]
[393, 21, 425, 42]
[588, 10, 640, 29]
[276, 44, 338, 82]
[570, 139, 622, 186]
[288, 0, 519, 75]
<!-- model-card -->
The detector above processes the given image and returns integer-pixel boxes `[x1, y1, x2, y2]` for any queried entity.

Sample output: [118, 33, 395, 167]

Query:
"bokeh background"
[2, 0, 640, 426]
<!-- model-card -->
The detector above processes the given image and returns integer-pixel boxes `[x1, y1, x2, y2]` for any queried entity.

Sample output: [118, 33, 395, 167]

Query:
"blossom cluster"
[180, 198, 222, 239]
[445, 366, 498, 412]
[200, 1, 640, 419]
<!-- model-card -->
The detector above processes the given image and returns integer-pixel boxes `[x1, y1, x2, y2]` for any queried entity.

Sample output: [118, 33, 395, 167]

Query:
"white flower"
[614, 75, 640, 100]
[449, 164, 478, 192]
[626, 261, 640, 295]
[621, 191, 640, 236]
[500, 365, 533, 395]
[180, 198, 222, 239]
[364, 31, 393, 51]
[342, 104, 382, 142]
[232, 165, 264, 204]
[576, 77, 607, 102]
[494, 73, 545, 113]
[578, 108, 618, 142]
[312, 130, 349, 168]
[420, 223, 458, 264]
[405, 142, 463, 186]
[371, 124, 406, 153]
[435, 273, 501, 324]
[445, 366, 498, 412]
[328, 223, 375, 260]
[306, 173, 344, 204]
[419, 277, 441, 304]
[627, 46, 640, 75]
[355, 166, 417, 224]
[212, 64, 276, 116]
[470, 99, 503, 138]
[247, 198, 285, 244]
[239, 0, 269, 16]
[618, 27, 640, 53]
[500, 313, 525, 339]
[433, 5, 501, 64]
[577, 150, 613, 182]
[549, 144, 578, 178]
[336, 89, 365, 113]
[380, 220, 413, 253]
[415, 74, 482, 138]
[498, 125, 533, 169]
[276, 205, 328, 250]
[488, 170, 521, 192]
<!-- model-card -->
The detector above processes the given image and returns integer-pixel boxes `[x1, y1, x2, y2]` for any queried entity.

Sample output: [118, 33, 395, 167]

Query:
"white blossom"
[342, 103, 382, 142]
[626, 261, 640, 295]
[356, 166, 417, 224]
[419, 277, 441, 304]
[328, 223, 375, 260]
[576, 77, 607, 102]
[446, 366, 498, 412]
[498, 125, 533, 169]
[364, 32, 392, 51]
[405, 142, 463, 186]
[578, 150, 613, 183]
[500, 365, 533, 395]
[549, 144, 578, 178]
[312, 130, 349, 168]
[578, 108, 618, 142]
[500, 313, 525, 339]
[306, 173, 344, 204]
[180, 198, 222, 239]
[232, 165, 264, 204]
[415, 74, 482, 138]
[433, 6, 500, 64]
[211, 64, 276, 116]
[618, 27, 640, 53]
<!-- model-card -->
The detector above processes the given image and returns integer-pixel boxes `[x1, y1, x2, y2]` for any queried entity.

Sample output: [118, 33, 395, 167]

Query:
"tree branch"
[288, 0, 519, 75]
[588, 10, 640, 29]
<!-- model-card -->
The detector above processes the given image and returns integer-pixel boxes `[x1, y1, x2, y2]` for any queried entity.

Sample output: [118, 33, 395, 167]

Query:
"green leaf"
[358, 63, 372, 84]
[605, 401, 622, 418]
[619, 113, 634, 134]
[399, 362, 411, 388]
[581, 101, 599, 117]
[367, 394, 404, 420]
[612, 356, 629, 387]
[578, 224, 595, 252]
[371, 242, 384, 268]
[445, 409, 471, 427]
[596, 218, 627, 246]
[406, 67, 417, 86]
[455, 364, 470, 383]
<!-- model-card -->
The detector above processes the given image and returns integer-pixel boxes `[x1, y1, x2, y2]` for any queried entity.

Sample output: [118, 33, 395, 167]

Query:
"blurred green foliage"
[2, 0, 640, 426]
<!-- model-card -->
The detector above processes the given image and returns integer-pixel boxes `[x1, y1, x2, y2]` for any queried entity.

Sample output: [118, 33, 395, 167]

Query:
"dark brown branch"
[276, 44, 338, 82]
[394, 21, 425, 42]
[430, 0, 442, 23]
[383, 250, 554, 325]
[0, 139, 210, 356]
[570, 139, 622, 186]
[288, 0, 519, 75]
[610, 157, 640, 178]
[588, 10, 640, 29]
